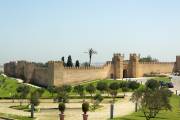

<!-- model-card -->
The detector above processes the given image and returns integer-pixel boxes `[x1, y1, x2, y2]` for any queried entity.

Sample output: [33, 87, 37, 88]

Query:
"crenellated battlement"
[48, 61, 63, 63]
[64, 62, 112, 70]
[130, 53, 140, 59]
[140, 62, 175, 64]
[64, 66, 104, 70]
[113, 53, 124, 58]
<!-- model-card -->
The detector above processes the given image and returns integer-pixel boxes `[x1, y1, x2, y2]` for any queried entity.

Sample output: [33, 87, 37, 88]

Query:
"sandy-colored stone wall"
[24, 63, 36, 83]
[4, 62, 16, 77]
[53, 62, 113, 86]
[32, 67, 50, 87]
[50, 61, 64, 86]
[138, 62, 175, 76]
[176, 56, 180, 72]
[113, 54, 124, 79]
[3, 54, 179, 87]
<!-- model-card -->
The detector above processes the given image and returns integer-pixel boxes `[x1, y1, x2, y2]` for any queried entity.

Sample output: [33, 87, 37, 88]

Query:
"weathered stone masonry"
[4, 54, 180, 87]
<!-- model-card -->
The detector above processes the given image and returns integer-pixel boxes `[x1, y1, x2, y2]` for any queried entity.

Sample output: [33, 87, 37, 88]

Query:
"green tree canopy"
[86, 84, 96, 101]
[16, 85, 30, 99]
[75, 60, 80, 67]
[66, 55, 73, 67]
[131, 81, 172, 120]
[74, 85, 85, 99]
[96, 82, 108, 93]
[59, 102, 66, 114]
[127, 81, 140, 90]
[47, 85, 56, 97]
[30, 90, 40, 106]
[139, 55, 159, 62]
[145, 79, 160, 90]
[109, 82, 119, 102]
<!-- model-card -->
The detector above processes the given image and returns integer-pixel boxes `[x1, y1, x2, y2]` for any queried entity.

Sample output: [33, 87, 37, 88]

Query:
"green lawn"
[0, 112, 34, 120]
[10, 105, 29, 110]
[10, 105, 39, 112]
[0, 75, 51, 98]
[79, 79, 117, 86]
[111, 95, 180, 120]
[153, 77, 171, 83]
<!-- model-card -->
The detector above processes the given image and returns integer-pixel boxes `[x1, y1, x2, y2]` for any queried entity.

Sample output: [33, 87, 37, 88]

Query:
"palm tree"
[84, 48, 97, 66]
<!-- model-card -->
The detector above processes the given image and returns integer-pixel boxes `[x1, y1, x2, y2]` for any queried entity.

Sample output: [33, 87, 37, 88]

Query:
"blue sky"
[0, 0, 180, 64]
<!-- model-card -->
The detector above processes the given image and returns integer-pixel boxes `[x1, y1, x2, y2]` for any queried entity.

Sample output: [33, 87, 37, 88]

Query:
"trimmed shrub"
[127, 81, 140, 90]
[58, 102, 66, 114]
[82, 102, 89, 114]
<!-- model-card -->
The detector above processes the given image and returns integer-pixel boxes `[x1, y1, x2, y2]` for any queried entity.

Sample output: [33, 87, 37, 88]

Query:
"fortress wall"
[176, 56, 180, 72]
[123, 62, 129, 70]
[15, 61, 26, 79]
[138, 62, 175, 76]
[23, 63, 36, 83]
[32, 67, 50, 87]
[60, 63, 113, 85]
[4, 62, 16, 77]
[51, 61, 64, 86]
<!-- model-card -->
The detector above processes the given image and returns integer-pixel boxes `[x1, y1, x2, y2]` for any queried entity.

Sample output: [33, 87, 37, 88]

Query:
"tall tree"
[30, 90, 40, 118]
[109, 82, 119, 102]
[56, 85, 72, 103]
[131, 80, 172, 120]
[74, 85, 85, 101]
[16, 85, 30, 106]
[47, 85, 56, 97]
[131, 86, 145, 112]
[86, 84, 96, 102]
[30, 90, 40, 107]
[61, 56, 66, 66]
[84, 48, 97, 66]
[96, 82, 108, 94]
[75, 60, 80, 67]
[66, 55, 73, 67]
[93, 93, 104, 109]
[139, 55, 159, 62]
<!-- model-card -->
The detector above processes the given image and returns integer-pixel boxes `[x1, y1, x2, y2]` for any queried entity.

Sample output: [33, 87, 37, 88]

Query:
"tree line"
[61, 48, 97, 67]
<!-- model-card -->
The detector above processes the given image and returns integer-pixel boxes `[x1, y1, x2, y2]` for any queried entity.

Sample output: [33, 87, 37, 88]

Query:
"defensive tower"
[112, 53, 124, 79]
[129, 53, 140, 78]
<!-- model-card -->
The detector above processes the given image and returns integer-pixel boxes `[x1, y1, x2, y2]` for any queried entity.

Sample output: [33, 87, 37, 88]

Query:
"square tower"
[176, 56, 180, 72]
[112, 53, 124, 79]
[128, 53, 140, 78]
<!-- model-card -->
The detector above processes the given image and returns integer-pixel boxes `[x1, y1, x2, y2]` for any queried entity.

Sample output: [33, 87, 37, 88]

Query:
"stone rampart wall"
[138, 62, 175, 76]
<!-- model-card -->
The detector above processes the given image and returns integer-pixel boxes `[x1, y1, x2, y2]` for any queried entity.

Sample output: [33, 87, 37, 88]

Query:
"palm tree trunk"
[89, 55, 92, 66]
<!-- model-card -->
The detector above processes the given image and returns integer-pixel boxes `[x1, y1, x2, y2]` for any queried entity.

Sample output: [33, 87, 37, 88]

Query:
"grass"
[111, 95, 180, 120]
[89, 104, 104, 112]
[0, 75, 51, 98]
[0, 112, 34, 120]
[153, 77, 171, 83]
[10, 105, 29, 111]
[10, 105, 39, 112]
[79, 79, 117, 86]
